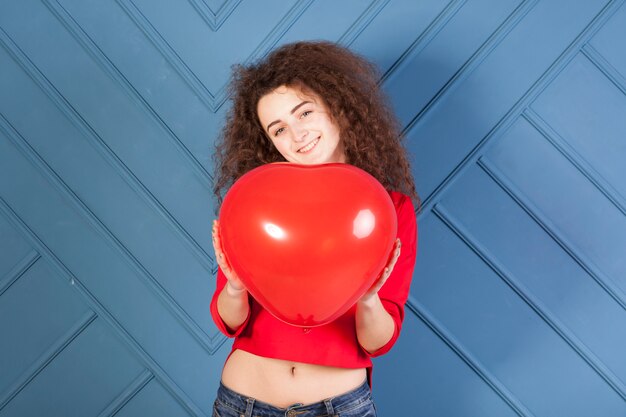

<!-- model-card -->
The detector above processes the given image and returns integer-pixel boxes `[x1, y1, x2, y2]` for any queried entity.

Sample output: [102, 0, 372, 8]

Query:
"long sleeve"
[362, 192, 418, 357]
[209, 266, 251, 337]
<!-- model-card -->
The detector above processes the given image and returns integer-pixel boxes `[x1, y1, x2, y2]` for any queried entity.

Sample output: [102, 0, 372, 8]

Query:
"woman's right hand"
[212, 219, 246, 295]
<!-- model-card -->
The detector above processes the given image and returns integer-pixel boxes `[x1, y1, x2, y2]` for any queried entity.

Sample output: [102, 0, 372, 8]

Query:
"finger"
[393, 245, 401, 262]
[373, 269, 390, 291]
[211, 221, 218, 240]
[214, 231, 234, 273]
[212, 223, 223, 251]
[367, 275, 385, 296]
[214, 251, 227, 271]
[211, 223, 228, 268]
[385, 250, 400, 269]
[211, 221, 241, 284]
[385, 256, 399, 276]
[211, 235, 222, 260]
[391, 239, 402, 261]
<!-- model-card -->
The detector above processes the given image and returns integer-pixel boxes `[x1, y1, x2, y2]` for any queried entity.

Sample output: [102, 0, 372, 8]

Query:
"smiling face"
[257, 85, 346, 165]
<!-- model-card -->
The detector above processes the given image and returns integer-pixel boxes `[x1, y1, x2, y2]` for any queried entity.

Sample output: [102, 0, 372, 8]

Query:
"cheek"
[324, 115, 341, 136]
[316, 116, 337, 135]
[270, 137, 291, 156]
[328, 122, 342, 142]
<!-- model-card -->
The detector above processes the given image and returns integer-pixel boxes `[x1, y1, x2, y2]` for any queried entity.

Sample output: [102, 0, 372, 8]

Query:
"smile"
[297, 137, 320, 153]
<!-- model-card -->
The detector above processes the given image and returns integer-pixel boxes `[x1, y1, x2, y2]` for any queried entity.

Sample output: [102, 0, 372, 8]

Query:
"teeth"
[298, 138, 319, 153]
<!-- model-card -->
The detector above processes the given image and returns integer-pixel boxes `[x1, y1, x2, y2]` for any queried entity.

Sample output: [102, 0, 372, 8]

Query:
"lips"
[297, 137, 320, 153]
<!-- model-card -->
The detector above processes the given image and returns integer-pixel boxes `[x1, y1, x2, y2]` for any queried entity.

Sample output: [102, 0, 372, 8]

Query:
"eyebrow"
[266, 101, 312, 132]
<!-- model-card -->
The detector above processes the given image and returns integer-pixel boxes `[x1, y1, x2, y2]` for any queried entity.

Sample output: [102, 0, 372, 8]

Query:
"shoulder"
[387, 190, 415, 213]
[387, 190, 418, 243]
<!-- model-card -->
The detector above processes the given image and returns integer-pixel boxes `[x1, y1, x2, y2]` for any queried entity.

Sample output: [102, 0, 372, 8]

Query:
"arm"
[216, 277, 249, 332]
[210, 220, 251, 336]
[356, 294, 397, 354]
[355, 239, 401, 353]
[355, 193, 418, 356]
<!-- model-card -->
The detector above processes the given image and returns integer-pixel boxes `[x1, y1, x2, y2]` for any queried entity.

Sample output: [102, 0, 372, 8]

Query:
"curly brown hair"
[213, 40, 419, 212]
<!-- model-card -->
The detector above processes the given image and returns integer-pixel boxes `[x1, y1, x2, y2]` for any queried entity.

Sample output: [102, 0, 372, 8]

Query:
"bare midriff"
[221, 349, 367, 408]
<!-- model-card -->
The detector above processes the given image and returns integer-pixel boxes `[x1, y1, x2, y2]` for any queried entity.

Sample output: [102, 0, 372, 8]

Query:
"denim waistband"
[215, 379, 371, 417]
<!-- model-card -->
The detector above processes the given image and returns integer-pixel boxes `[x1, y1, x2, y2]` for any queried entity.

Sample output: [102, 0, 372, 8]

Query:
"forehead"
[257, 85, 320, 120]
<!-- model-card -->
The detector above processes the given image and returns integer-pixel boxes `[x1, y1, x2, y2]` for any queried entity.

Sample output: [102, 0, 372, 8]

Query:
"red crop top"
[210, 191, 417, 387]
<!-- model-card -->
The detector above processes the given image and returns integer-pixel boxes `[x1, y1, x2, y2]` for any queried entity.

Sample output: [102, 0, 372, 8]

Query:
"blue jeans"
[212, 380, 377, 417]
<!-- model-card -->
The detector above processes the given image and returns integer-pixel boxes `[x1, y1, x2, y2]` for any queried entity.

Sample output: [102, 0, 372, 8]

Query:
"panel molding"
[582, 43, 626, 99]
[406, 293, 535, 417]
[414, 0, 624, 217]
[0, 310, 96, 410]
[0, 114, 221, 353]
[0, 250, 39, 298]
[338, 0, 390, 47]
[187, 0, 243, 31]
[96, 369, 154, 417]
[115, 0, 315, 111]
[115, 0, 220, 111]
[0, 23, 214, 270]
[43, 0, 214, 185]
[523, 108, 626, 216]
[395, 0, 536, 134]
[0, 112, 224, 349]
[433, 202, 626, 402]
[380, 0, 467, 84]
[0, 198, 211, 417]
[477, 156, 626, 315]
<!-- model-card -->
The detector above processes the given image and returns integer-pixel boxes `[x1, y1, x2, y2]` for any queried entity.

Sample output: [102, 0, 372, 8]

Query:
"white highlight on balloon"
[264, 223, 287, 240]
[353, 209, 375, 239]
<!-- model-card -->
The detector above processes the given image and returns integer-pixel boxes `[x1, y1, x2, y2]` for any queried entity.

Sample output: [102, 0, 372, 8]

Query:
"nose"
[292, 124, 308, 142]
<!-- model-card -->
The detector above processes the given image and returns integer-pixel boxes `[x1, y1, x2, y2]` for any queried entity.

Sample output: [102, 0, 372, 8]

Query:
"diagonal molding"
[397, 0, 537, 135]
[0, 25, 226, 351]
[405, 294, 535, 417]
[0, 22, 214, 272]
[434, 203, 626, 403]
[338, 0, 390, 47]
[0, 310, 97, 410]
[523, 108, 626, 216]
[0, 113, 223, 353]
[187, 0, 243, 31]
[117, 0, 392, 111]
[43, 0, 214, 185]
[0, 250, 40, 298]
[96, 369, 154, 417]
[412, 0, 624, 219]
[117, 0, 315, 111]
[0, 198, 212, 417]
[478, 156, 626, 314]
[581, 43, 626, 103]
[380, 0, 469, 85]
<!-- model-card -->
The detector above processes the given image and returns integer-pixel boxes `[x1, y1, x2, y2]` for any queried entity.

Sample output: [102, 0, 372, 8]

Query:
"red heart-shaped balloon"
[219, 163, 397, 327]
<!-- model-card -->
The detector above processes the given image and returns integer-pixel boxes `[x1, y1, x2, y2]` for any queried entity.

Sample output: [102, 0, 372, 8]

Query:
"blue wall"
[1, 1, 625, 416]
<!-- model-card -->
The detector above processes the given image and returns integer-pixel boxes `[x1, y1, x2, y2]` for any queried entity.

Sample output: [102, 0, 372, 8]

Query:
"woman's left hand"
[359, 238, 401, 304]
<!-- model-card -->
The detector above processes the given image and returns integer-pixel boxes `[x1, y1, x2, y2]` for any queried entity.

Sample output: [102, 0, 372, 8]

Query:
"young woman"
[210, 41, 418, 417]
